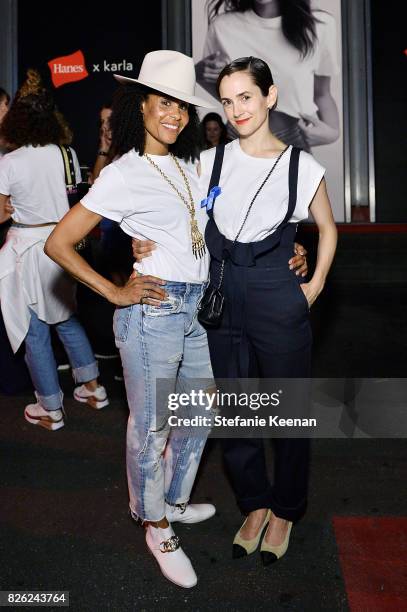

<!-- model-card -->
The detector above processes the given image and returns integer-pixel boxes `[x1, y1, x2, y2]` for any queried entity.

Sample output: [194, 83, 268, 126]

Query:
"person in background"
[196, 0, 340, 150]
[0, 87, 11, 158]
[0, 87, 12, 235]
[0, 88, 9, 118]
[0, 70, 109, 431]
[90, 102, 113, 184]
[88, 102, 132, 369]
[200, 111, 229, 149]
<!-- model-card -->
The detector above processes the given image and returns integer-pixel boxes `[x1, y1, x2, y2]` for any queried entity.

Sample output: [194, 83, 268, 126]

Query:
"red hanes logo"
[48, 50, 89, 88]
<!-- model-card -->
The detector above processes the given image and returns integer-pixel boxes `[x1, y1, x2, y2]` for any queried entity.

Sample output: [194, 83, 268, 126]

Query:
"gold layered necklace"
[144, 152, 206, 259]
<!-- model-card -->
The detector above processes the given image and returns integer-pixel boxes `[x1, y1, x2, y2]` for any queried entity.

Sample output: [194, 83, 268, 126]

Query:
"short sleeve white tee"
[81, 149, 210, 283]
[203, 9, 339, 119]
[0, 144, 81, 224]
[0, 144, 81, 225]
[199, 140, 325, 242]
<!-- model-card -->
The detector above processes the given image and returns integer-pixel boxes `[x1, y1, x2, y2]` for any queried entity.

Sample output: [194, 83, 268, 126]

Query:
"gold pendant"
[190, 219, 206, 260]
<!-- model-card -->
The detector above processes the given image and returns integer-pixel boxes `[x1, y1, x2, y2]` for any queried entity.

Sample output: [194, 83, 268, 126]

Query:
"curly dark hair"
[207, 0, 319, 57]
[109, 84, 200, 163]
[0, 71, 65, 147]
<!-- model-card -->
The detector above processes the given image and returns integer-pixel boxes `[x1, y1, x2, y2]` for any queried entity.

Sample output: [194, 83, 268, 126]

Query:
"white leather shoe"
[165, 502, 216, 524]
[145, 524, 197, 588]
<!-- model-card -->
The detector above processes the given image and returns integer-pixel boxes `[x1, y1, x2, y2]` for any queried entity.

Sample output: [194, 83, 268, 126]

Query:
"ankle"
[247, 508, 268, 523]
[84, 379, 98, 392]
[269, 513, 289, 526]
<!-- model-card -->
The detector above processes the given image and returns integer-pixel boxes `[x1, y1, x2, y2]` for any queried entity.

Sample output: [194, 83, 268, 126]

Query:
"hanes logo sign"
[48, 50, 88, 88]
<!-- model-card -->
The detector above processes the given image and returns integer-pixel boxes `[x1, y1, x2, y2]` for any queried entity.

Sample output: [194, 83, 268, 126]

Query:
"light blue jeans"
[113, 281, 214, 522]
[24, 309, 99, 411]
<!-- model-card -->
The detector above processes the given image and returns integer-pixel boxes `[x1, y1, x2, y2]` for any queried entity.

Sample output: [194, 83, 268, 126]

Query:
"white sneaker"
[145, 524, 197, 588]
[24, 402, 64, 431]
[165, 502, 216, 524]
[73, 384, 109, 409]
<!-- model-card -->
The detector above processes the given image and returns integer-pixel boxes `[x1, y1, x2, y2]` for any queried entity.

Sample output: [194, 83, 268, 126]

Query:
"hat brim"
[113, 74, 215, 109]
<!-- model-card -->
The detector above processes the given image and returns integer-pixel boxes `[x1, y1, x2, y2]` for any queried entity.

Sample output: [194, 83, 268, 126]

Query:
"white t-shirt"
[199, 140, 325, 242]
[203, 9, 339, 119]
[0, 144, 81, 224]
[81, 149, 210, 283]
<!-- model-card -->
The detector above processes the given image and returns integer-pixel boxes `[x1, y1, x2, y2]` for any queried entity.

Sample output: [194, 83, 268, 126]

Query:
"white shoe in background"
[73, 384, 109, 409]
[24, 402, 64, 431]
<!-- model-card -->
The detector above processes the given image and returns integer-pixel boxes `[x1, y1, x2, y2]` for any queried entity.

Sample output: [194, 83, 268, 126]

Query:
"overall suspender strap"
[205, 145, 301, 264]
[284, 146, 301, 223]
[206, 144, 225, 218]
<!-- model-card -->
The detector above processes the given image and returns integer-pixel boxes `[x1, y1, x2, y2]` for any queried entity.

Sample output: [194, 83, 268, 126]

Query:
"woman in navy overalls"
[200, 57, 337, 564]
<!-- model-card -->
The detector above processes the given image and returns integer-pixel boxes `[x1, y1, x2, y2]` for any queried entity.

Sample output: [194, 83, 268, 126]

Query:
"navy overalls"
[205, 145, 311, 522]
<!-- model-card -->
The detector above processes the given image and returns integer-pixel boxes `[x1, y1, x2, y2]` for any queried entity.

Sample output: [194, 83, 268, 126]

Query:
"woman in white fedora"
[45, 50, 217, 589]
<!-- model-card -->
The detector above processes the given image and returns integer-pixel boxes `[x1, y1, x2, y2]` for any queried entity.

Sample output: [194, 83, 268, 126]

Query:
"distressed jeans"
[113, 282, 214, 522]
[24, 309, 99, 410]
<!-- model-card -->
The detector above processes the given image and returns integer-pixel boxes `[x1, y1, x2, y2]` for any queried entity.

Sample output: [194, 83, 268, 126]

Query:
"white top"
[203, 9, 339, 119]
[0, 144, 81, 224]
[199, 140, 325, 242]
[0, 144, 80, 351]
[81, 149, 210, 283]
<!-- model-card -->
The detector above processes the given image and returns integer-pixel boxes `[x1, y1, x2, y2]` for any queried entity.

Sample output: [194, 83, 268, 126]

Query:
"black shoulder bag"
[198, 144, 289, 328]
[58, 144, 79, 207]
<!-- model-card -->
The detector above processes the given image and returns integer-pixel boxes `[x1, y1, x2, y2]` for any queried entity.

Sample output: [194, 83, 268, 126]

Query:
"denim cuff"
[72, 361, 99, 383]
[35, 389, 64, 411]
[129, 505, 166, 524]
[164, 497, 190, 507]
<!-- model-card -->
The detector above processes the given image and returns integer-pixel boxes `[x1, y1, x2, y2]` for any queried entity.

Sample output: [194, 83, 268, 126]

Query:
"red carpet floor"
[333, 516, 407, 611]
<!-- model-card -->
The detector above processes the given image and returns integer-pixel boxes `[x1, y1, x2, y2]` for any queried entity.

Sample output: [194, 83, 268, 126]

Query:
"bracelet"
[98, 150, 108, 156]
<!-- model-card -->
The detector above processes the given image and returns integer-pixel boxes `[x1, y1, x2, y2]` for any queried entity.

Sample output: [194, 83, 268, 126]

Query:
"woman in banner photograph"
[134, 55, 337, 565]
[196, 0, 340, 150]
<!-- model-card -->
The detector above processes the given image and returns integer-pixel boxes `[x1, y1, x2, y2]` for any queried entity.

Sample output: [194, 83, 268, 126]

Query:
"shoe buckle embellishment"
[159, 535, 180, 553]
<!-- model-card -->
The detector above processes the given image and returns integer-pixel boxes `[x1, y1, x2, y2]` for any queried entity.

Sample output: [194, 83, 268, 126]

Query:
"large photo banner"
[192, 0, 344, 221]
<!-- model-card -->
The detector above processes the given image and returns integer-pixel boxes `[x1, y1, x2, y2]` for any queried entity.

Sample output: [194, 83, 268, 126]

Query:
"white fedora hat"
[114, 50, 214, 108]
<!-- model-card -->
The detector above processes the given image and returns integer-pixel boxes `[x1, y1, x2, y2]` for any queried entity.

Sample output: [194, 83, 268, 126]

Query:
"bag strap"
[58, 145, 77, 194]
[233, 144, 289, 244]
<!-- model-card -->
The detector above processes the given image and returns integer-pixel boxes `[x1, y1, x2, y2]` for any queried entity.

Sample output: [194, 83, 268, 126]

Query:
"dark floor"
[1, 280, 406, 611]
